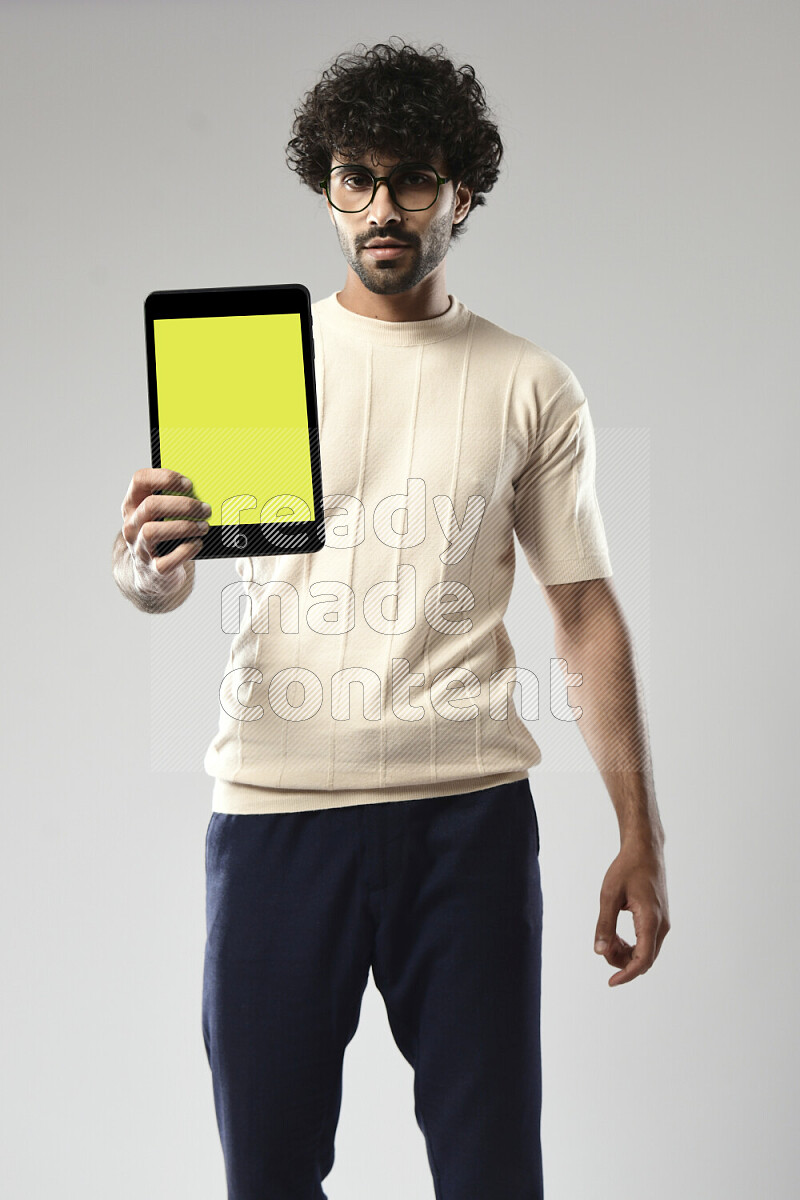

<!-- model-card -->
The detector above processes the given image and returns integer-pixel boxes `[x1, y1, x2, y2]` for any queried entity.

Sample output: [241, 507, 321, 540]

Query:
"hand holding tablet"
[118, 466, 211, 600]
[143, 283, 325, 560]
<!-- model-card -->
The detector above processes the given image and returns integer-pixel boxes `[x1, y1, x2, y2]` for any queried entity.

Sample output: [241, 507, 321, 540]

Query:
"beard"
[334, 203, 455, 295]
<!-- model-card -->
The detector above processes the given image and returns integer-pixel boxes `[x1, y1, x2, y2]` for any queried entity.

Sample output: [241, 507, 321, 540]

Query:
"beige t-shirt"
[204, 291, 612, 813]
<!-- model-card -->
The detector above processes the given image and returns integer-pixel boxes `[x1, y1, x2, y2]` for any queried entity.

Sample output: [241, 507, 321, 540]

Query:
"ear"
[453, 180, 472, 224]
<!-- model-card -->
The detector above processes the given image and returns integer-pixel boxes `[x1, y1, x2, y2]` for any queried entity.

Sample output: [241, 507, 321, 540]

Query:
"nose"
[367, 178, 403, 225]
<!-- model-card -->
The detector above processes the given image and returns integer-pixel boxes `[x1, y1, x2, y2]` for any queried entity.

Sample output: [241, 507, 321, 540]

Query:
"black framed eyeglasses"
[319, 161, 452, 213]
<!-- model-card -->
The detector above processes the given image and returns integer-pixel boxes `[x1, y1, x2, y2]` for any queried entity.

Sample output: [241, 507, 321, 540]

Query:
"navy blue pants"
[202, 777, 544, 1199]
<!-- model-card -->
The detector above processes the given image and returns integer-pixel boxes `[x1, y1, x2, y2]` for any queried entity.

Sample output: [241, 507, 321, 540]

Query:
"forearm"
[111, 530, 195, 614]
[554, 602, 665, 850]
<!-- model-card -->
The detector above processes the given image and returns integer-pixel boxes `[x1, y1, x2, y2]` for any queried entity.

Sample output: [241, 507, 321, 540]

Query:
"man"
[113, 38, 669, 1200]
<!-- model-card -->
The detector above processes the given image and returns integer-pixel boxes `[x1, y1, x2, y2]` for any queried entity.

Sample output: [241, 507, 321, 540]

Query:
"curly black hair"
[284, 38, 504, 242]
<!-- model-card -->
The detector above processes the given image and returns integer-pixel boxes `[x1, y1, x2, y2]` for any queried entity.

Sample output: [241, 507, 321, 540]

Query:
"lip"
[364, 244, 409, 259]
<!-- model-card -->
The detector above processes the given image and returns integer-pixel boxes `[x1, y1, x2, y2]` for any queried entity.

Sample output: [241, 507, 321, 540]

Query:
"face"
[325, 150, 471, 296]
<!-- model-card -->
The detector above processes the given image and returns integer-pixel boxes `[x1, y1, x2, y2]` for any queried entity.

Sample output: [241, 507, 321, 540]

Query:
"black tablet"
[144, 283, 325, 559]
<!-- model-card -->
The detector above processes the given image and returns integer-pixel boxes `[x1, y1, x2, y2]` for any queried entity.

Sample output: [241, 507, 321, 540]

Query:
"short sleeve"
[513, 370, 613, 585]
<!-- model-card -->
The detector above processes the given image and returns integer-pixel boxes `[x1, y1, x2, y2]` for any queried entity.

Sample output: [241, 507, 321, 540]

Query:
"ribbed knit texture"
[204, 291, 612, 813]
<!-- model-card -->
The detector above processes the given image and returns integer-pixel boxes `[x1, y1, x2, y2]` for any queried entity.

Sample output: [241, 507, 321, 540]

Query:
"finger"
[652, 919, 671, 962]
[139, 518, 209, 556]
[141, 493, 210, 524]
[608, 919, 659, 986]
[130, 539, 203, 597]
[150, 539, 205, 575]
[122, 468, 192, 521]
[594, 895, 622, 957]
[124, 493, 208, 547]
[608, 955, 647, 986]
[602, 934, 634, 968]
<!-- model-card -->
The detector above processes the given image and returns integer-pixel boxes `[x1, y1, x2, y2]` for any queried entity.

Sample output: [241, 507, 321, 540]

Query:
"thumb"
[594, 903, 617, 955]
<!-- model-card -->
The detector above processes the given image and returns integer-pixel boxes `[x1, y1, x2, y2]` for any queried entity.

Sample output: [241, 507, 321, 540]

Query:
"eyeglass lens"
[327, 163, 440, 212]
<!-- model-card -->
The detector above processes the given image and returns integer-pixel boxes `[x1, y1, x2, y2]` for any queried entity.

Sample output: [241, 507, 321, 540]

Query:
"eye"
[395, 168, 439, 189]
[342, 172, 372, 188]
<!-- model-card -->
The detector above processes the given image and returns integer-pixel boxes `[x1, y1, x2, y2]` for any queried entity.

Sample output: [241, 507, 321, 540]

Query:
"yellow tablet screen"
[153, 312, 315, 526]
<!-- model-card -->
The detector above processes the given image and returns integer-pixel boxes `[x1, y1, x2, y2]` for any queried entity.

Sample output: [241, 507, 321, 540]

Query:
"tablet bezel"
[143, 282, 325, 560]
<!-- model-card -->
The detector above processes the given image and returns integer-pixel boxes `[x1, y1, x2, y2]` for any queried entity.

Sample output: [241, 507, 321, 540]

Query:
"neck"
[335, 267, 452, 322]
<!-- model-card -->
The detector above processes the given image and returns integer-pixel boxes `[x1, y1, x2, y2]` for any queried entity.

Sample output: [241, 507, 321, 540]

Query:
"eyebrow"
[332, 159, 433, 170]
[333, 160, 393, 170]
